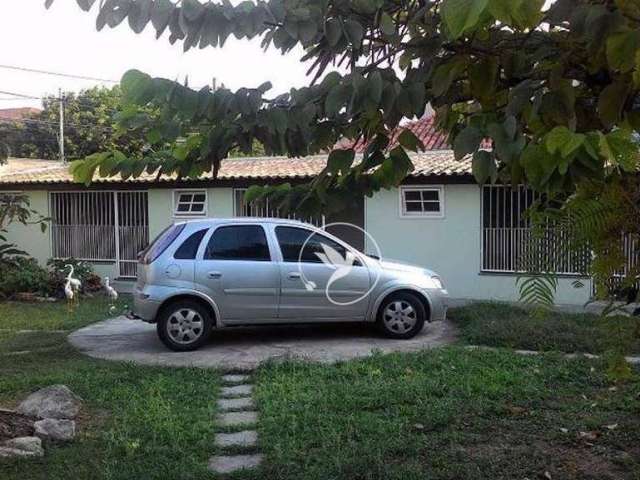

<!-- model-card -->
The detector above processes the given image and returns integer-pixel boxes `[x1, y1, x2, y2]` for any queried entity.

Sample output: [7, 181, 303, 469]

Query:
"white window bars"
[49, 191, 149, 278]
[233, 188, 325, 227]
[480, 185, 590, 275]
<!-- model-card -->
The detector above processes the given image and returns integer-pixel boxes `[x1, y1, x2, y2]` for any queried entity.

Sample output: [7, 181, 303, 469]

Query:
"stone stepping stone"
[221, 374, 250, 384]
[217, 411, 258, 427]
[214, 430, 257, 448]
[218, 397, 254, 411]
[208, 454, 263, 474]
[220, 384, 253, 398]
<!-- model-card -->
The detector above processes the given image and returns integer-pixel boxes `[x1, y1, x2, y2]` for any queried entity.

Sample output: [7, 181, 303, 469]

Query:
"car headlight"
[414, 274, 444, 289]
[430, 275, 444, 289]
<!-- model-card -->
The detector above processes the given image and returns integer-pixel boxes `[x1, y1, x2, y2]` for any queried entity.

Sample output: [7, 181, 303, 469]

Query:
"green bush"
[0, 257, 50, 298]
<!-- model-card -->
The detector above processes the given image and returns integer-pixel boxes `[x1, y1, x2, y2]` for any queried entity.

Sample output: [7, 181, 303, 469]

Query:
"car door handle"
[207, 271, 222, 279]
[287, 272, 301, 279]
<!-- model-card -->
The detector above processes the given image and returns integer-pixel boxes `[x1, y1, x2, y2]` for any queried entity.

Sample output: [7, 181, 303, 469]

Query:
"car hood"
[374, 258, 436, 277]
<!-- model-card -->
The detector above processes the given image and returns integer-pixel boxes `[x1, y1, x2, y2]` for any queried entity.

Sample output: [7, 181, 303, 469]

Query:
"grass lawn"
[449, 302, 640, 355]
[0, 298, 222, 480]
[1, 299, 639, 479]
[251, 350, 640, 480]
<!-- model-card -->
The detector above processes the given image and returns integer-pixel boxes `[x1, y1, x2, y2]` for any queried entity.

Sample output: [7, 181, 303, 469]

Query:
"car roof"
[177, 217, 319, 228]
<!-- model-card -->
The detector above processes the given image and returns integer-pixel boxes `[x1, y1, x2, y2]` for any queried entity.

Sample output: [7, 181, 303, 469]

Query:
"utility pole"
[58, 88, 65, 163]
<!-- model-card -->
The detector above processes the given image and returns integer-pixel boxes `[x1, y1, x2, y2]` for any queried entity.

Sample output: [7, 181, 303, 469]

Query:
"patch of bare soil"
[465, 435, 634, 479]
[0, 409, 35, 442]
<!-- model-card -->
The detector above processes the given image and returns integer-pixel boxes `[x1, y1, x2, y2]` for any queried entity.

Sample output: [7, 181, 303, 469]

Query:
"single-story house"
[0, 117, 597, 305]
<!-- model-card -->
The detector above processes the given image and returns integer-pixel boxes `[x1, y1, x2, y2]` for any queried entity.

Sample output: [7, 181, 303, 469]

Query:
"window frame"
[398, 185, 445, 219]
[173, 189, 208, 217]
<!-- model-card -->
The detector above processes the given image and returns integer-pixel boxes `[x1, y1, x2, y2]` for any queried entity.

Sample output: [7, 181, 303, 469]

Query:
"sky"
[0, 1, 311, 109]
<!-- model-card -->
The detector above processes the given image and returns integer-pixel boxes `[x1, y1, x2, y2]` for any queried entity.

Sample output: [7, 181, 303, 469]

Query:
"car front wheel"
[376, 292, 426, 339]
[156, 300, 213, 351]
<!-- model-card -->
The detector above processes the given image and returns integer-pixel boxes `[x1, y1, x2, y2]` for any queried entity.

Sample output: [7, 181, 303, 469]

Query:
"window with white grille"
[174, 190, 207, 216]
[49, 191, 149, 278]
[399, 186, 444, 218]
[481, 185, 589, 274]
[233, 188, 325, 227]
[50, 191, 117, 261]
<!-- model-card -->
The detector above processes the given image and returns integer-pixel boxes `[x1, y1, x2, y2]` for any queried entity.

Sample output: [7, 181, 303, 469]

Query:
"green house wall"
[1, 185, 591, 305]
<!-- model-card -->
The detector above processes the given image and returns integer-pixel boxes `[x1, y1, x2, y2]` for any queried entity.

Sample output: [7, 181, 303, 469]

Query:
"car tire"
[376, 292, 426, 339]
[156, 299, 213, 352]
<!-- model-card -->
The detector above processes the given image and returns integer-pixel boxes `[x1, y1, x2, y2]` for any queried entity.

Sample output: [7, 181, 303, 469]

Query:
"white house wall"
[364, 184, 592, 306]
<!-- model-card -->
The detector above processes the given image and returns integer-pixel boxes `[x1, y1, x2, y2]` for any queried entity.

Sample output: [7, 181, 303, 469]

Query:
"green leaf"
[380, 12, 395, 36]
[598, 79, 631, 128]
[181, 0, 204, 21]
[606, 30, 640, 72]
[325, 18, 342, 47]
[327, 149, 355, 174]
[599, 129, 640, 172]
[430, 57, 467, 97]
[544, 126, 572, 155]
[128, 0, 152, 33]
[76, 0, 97, 11]
[298, 20, 317, 43]
[120, 69, 154, 104]
[368, 71, 383, 104]
[441, 0, 489, 39]
[488, 0, 544, 30]
[469, 56, 498, 99]
[344, 20, 364, 48]
[150, 0, 174, 36]
[472, 150, 494, 184]
[397, 129, 424, 152]
[325, 84, 350, 116]
[453, 126, 483, 160]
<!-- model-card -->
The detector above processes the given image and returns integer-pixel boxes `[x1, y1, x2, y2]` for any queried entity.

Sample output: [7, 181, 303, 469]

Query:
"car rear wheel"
[157, 300, 213, 351]
[376, 292, 426, 339]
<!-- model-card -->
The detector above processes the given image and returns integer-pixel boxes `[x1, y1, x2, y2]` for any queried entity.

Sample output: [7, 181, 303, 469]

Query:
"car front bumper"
[427, 288, 449, 322]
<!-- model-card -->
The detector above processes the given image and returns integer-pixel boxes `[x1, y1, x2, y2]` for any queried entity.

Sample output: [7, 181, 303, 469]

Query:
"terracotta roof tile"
[0, 107, 42, 120]
[0, 151, 471, 186]
[336, 115, 451, 153]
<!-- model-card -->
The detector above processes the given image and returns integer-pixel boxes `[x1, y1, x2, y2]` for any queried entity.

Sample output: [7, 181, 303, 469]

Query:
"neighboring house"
[0, 117, 598, 305]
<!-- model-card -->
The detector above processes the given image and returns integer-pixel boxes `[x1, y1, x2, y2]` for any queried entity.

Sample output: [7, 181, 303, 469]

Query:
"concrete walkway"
[68, 316, 456, 370]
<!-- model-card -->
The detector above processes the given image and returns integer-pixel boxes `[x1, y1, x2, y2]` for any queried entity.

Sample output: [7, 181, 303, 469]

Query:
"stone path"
[208, 374, 263, 474]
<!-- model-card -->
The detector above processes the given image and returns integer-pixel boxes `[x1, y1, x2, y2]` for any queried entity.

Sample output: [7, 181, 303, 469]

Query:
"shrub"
[0, 257, 49, 298]
[46, 258, 102, 297]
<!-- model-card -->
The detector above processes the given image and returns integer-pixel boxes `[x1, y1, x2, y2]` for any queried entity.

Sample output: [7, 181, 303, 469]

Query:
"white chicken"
[104, 276, 118, 301]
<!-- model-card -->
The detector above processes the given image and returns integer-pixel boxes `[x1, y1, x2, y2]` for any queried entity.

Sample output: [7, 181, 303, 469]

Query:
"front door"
[195, 224, 280, 322]
[273, 225, 371, 320]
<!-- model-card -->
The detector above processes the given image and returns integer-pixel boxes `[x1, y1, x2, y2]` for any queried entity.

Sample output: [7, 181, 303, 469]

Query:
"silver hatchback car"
[131, 218, 448, 351]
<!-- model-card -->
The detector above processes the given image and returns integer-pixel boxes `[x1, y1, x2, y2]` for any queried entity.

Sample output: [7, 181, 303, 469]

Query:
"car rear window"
[142, 223, 186, 264]
[174, 228, 208, 260]
[204, 225, 270, 261]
